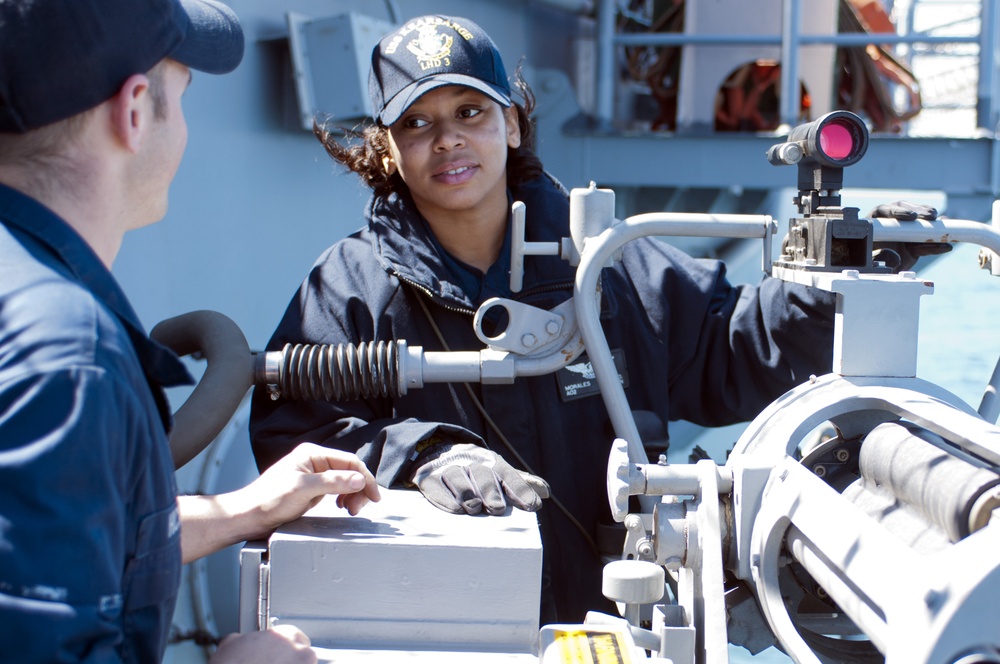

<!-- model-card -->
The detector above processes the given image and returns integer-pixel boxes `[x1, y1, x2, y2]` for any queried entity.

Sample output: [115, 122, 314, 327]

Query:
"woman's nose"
[432, 121, 465, 152]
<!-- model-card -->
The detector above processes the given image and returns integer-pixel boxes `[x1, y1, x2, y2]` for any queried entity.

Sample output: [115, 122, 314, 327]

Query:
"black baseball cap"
[369, 15, 511, 127]
[0, 0, 244, 133]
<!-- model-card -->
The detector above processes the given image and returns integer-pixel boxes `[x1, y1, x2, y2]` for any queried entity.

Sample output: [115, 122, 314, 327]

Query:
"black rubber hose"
[150, 310, 254, 469]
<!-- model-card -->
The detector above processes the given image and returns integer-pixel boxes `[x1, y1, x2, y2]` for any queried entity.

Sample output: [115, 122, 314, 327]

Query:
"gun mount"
[156, 113, 1000, 663]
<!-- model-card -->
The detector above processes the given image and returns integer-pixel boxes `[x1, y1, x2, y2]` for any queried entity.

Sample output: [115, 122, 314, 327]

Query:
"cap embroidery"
[383, 17, 475, 72]
[407, 24, 454, 70]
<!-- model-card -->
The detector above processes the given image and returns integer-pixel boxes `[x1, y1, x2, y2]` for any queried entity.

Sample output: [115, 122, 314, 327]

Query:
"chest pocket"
[123, 503, 181, 611]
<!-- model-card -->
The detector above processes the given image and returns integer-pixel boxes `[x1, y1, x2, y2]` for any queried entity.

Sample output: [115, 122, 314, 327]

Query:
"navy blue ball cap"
[369, 15, 511, 127]
[171, 0, 245, 75]
[0, 0, 244, 133]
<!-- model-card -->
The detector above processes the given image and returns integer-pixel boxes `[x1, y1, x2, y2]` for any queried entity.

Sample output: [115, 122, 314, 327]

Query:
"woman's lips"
[433, 162, 478, 185]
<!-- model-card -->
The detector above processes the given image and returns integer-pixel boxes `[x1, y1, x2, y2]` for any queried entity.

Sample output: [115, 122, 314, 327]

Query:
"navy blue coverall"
[0, 183, 192, 663]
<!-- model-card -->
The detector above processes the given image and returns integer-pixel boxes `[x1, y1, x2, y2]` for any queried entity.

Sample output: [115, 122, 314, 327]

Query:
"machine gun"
[155, 111, 1000, 663]
[602, 111, 1000, 664]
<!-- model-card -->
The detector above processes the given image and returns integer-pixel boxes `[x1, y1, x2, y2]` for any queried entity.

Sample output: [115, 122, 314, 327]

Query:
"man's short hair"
[0, 61, 168, 167]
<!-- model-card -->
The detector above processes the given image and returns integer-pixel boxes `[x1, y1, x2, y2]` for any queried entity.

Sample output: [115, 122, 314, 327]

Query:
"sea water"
[917, 242, 1000, 409]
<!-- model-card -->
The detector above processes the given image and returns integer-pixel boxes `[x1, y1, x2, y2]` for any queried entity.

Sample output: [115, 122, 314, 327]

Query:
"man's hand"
[409, 443, 549, 516]
[235, 443, 382, 540]
[211, 624, 315, 664]
[869, 200, 952, 272]
[179, 444, 381, 562]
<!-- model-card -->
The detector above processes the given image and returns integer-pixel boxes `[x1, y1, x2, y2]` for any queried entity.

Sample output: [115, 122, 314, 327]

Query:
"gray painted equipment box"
[239, 489, 542, 659]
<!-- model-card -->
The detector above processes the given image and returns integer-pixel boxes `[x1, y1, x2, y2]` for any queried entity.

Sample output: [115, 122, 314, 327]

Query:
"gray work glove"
[869, 200, 952, 272]
[409, 443, 549, 516]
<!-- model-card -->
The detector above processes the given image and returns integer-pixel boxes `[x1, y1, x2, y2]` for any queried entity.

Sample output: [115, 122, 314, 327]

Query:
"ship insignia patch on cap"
[407, 24, 455, 70]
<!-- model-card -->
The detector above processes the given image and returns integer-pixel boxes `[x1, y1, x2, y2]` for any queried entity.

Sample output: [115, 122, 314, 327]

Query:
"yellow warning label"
[550, 629, 632, 664]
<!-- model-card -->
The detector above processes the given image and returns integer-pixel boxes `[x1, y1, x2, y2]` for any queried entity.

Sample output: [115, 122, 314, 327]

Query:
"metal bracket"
[473, 297, 571, 356]
[509, 201, 561, 292]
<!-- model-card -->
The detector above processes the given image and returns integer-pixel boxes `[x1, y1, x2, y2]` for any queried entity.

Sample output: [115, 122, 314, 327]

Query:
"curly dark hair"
[313, 63, 544, 198]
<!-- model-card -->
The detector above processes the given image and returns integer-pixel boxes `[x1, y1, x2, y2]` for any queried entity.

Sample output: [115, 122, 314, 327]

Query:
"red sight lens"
[819, 122, 854, 160]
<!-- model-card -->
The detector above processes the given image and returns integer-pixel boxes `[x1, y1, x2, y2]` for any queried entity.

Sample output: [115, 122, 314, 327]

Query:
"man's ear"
[109, 73, 152, 154]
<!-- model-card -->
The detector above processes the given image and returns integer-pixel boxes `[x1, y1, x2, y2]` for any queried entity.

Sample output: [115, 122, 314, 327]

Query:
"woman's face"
[386, 86, 521, 223]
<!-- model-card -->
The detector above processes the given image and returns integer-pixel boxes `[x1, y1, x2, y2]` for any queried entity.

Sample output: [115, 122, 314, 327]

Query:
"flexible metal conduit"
[257, 330, 584, 402]
[274, 341, 400, 401]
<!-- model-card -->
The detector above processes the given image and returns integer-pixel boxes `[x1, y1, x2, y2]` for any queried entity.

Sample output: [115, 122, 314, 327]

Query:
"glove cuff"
[409, 443, 492, 484]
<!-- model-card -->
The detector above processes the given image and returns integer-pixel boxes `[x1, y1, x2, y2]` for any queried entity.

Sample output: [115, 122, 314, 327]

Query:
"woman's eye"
[403, 117, 428, 129]
[458, 107, 483, 119]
